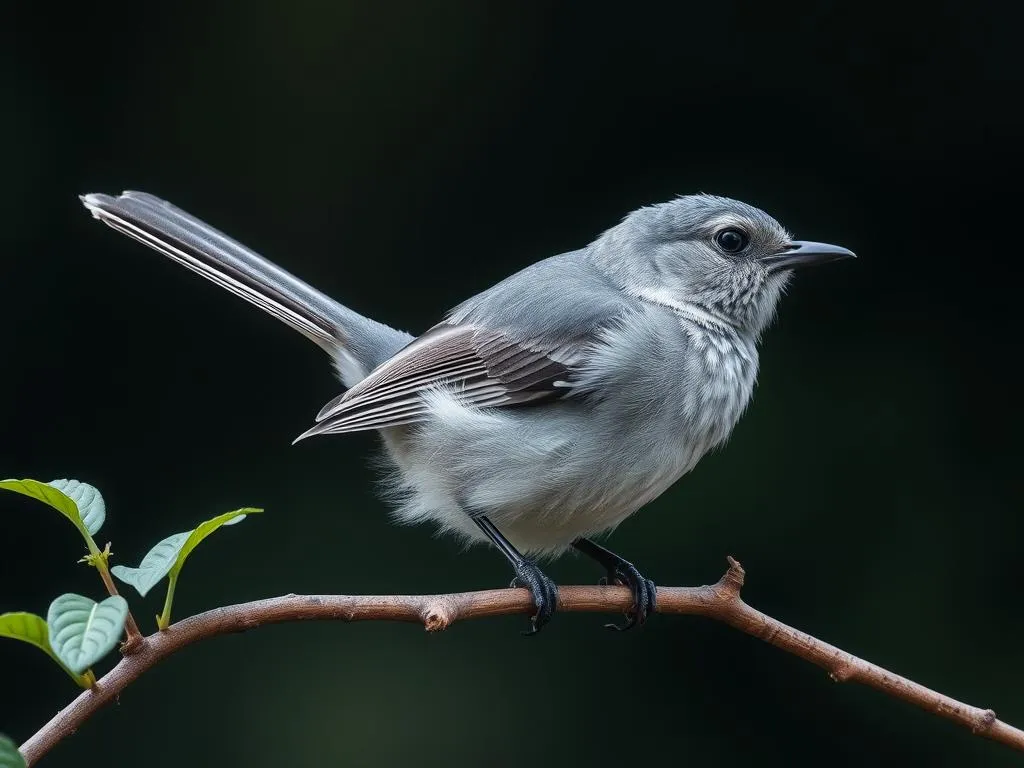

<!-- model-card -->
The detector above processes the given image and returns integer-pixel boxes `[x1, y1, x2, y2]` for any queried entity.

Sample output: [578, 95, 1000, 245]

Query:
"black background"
[3, 2, 1023, 766]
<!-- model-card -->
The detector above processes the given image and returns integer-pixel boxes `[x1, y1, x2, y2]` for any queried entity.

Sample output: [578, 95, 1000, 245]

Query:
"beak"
[760, 240, 856, 271]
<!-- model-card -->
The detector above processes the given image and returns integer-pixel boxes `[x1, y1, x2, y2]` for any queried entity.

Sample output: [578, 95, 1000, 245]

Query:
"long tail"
[81, 191, 413, 385]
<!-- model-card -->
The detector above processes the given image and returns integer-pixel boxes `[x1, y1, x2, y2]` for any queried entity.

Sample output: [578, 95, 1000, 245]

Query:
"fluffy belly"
[378, 391, 710, 556]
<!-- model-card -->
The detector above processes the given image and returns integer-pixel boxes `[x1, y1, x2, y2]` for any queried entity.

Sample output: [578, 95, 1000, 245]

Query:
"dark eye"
[714, 228, 749, 253]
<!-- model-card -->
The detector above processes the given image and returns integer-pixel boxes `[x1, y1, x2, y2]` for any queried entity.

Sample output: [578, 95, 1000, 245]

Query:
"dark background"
[3, 2, 1022, 765]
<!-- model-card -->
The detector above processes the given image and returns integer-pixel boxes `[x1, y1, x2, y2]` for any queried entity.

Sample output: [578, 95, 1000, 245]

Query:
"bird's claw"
[511, 560, 559, 636]
[602, 561, 656, 631]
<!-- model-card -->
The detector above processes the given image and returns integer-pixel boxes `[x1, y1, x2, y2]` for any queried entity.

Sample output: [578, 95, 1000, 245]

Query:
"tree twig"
[17, 557, 1024, 764]
[83, 541, 143, 648]
[92, 557, 143, 649]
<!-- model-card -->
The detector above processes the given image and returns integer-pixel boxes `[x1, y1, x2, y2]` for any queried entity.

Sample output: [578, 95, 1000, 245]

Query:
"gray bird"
[81, 191, 854, 633]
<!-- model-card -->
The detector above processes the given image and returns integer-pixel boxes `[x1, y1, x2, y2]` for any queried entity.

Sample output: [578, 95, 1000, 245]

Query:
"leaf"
[47, 594, 128, 674]
[0, 478, 105, 537]
[168, 508, 261, 579]
[47, 479, 105, 535]
[0, 611, 91, 686]
[0, 611, 51, 656]
[0, 734, 26, 768]
[111, 531, 191, 597]
[0, 610, 49, 651]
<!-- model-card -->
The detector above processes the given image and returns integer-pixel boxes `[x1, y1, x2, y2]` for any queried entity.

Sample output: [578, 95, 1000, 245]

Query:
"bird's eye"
[714, 228, 749, 253]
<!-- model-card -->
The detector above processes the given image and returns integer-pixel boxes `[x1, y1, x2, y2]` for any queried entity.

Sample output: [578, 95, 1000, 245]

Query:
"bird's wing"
[296, 322, 581, 438]
[296, 249, 638, 439]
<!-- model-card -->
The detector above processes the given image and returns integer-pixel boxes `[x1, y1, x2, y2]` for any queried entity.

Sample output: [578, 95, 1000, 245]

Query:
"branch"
[93, 551, 143, 648]
[18, 557, 1024, 764]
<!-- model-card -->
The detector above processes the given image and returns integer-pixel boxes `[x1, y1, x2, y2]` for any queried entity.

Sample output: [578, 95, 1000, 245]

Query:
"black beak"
[760, 240, 856, 271]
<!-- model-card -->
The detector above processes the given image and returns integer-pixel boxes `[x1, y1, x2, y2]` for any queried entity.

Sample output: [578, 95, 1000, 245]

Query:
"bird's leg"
[572, 538, 656, 630]
[473, 516, 558, 635]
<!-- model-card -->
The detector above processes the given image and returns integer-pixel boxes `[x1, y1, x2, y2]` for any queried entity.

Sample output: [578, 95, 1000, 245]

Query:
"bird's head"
[590, 194, 855, 337]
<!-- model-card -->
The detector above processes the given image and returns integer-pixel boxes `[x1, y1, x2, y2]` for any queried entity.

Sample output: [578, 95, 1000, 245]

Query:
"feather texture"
[79, 190, 814, 556]
[296, 323, 571, 438]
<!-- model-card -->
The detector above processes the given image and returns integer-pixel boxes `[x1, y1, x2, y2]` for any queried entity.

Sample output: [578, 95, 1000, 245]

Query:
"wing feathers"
[297, 323, 571, 437]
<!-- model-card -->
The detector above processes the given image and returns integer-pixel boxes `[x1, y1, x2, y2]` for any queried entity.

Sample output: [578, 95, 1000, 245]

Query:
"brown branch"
[93, 556, 143, 649]
[84, 542, 143, 648]
[18, 557, 1024, 764]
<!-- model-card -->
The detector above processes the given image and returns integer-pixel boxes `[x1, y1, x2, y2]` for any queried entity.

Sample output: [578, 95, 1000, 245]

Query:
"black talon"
[512, 559, 559, 635]
[602, 561, 656, 631]
[474, 515, 559, 635]
[573, 537, 656, 630]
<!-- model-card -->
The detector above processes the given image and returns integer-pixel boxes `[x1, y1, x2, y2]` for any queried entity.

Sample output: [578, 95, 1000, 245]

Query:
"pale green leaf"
[0, 478, 104, 538]
[111, 531, 191, 597]
[46, 479, 105, 535]
[46, 594, 128, 674]
[0, 734, 26, 768]
[168, 508, 262, 579]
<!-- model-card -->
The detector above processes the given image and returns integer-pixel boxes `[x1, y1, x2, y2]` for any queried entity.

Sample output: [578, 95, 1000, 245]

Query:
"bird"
[81, 190, 854, 634]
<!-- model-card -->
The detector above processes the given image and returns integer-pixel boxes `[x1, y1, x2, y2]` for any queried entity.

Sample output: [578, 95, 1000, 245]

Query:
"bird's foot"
[511, 559, 559, 636]
[600, 560, 656, 631]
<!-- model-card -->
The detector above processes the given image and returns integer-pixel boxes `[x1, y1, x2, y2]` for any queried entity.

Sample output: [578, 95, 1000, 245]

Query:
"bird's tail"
[81, 191, 413, 385]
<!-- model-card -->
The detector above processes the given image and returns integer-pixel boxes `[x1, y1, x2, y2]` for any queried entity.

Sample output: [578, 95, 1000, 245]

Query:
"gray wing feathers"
[297, 323, 567, 438]
[80, 191, 413, 375]
[297, 255, 636, 438]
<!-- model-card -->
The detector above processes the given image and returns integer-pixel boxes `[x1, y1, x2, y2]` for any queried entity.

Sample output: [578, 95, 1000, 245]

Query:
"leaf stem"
[84, 534, 143, 646]
[157, 575, 178, 631]
[83, 534, 101, 558]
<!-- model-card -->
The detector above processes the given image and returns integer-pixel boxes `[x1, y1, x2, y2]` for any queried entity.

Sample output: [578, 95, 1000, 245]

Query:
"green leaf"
[0, 611, 91, 686]
[168, 508, 261, 579]
[111, 531, 191, 597]
[47, 479, 105, 535]
[142, 508, 261, 629]
[0, 478, 105, 538]
[0, 611, 51, 656]
[0, 734, 26, 768]
[46, 594, 128, 674]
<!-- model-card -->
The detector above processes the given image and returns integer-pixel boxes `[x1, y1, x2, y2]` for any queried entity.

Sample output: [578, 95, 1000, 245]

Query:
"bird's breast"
[571, 309, 759, 512]
[676, 321, 759, 447]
